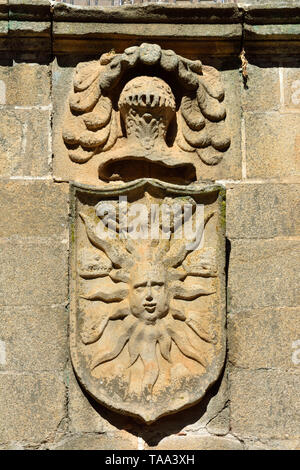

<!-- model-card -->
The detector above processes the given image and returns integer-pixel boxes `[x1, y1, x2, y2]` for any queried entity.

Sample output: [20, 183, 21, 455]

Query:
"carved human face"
[128, 263, 169, 324]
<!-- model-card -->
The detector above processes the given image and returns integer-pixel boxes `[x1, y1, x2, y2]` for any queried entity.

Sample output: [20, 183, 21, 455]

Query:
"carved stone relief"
[63, 43, 230, 184]
[64, 44, 228, 422]
[70, 180, 225, 423]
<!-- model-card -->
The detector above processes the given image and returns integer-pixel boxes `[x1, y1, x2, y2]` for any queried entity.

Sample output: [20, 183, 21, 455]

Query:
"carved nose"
[146, 288, 153, 301]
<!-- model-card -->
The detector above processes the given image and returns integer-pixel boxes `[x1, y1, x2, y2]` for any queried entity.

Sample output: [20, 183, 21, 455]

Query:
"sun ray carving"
[78, 198, 218, 395]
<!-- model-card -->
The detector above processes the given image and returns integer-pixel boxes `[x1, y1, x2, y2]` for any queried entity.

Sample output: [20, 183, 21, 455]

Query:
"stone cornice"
[243, 3, 300, 24]
[52, 3, 242, 24]
[0, 2, 299, 56]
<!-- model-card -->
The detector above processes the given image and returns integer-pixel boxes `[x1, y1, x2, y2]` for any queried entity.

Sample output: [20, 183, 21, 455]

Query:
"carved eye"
[135, 285, 146, 292]
[153, 283, 164, 290]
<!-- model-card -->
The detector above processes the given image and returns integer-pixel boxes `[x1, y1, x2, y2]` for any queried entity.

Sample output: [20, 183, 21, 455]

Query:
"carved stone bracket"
[63, 44, 230, 184]
[70, 179, 226, 423]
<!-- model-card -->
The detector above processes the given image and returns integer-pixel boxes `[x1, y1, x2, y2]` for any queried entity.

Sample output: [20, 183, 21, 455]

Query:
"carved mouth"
[144, 304, 157, 313]
[98, 157, 196, 185]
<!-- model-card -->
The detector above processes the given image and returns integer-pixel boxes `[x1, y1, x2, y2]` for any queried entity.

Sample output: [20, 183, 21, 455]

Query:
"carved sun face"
[128, 262, 169, 324]
[78, 207, 217, 396]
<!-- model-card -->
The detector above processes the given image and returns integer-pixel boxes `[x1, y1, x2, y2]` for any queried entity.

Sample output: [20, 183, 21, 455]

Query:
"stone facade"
[0, 1, 299, 450]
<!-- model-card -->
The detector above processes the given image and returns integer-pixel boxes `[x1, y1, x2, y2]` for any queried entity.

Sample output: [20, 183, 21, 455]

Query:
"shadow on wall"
[76, 365, 227, 447]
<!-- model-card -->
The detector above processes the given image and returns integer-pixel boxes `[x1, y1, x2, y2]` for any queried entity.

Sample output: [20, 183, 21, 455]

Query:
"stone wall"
[0, 1, 299, 450]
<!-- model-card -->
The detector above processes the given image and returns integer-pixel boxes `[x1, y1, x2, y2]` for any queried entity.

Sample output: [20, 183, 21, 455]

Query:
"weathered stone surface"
[228, 307, 300, 369]
[228, 240, 300, 313]
[0, 21, 7, 35]
[8, 21, 50, 37]
[0, 442, 25, 450]
[241, 64, 280, 111]
[53, 22, 241, 41]
[245, 113, 300, 179]
[0, 64, 50, 105]
[245, 24, 300, 41]
[244, 3, 300, 25]
[52, 432, 137, 450]
[0, 181, 68, 238]
[283, 67, 300, 111]
[70, 180, 225, 423]
[230, 369, 300, 439]
[244, 438, 300, 450]
[183, 372, 229, 434]
[206, 406, 230, 436]
[146, 434, 243, 450]
[0, 239, 68, 306]
[0, 1, 7, 24]
[0, 373, 66, 444]
[0, 305, 67, 371]
[9, 0, 50, 21]
[53, 3, 242, 24]
[68, 366, 117, 434]
[226, 184, 300, 239]
[0, 108, 51, 177]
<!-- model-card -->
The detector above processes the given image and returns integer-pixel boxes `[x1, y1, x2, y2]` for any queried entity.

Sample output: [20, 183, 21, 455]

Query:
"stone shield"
[70, 179, 226, 423]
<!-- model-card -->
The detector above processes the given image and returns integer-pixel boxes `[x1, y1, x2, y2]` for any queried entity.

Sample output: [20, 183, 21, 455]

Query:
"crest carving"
[70, 180, 225, 423]
[63, 44, 230, 183]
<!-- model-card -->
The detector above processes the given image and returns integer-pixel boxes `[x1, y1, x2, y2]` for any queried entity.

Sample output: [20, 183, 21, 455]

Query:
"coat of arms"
[70, 180, 225, 422]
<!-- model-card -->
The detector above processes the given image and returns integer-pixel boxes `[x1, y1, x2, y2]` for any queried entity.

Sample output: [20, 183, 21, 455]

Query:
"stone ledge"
[0, 1, 7, 22]
[53, 21, 242, 40]
[245, 24, 300, 40]
[244, 3, 300, 25]
[52, 3, 242, 24]
[8, 20, 50, 37]
[9, 0, 51, 22]
[51, 4, 243, 56]
[4, 2, 299, 27]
